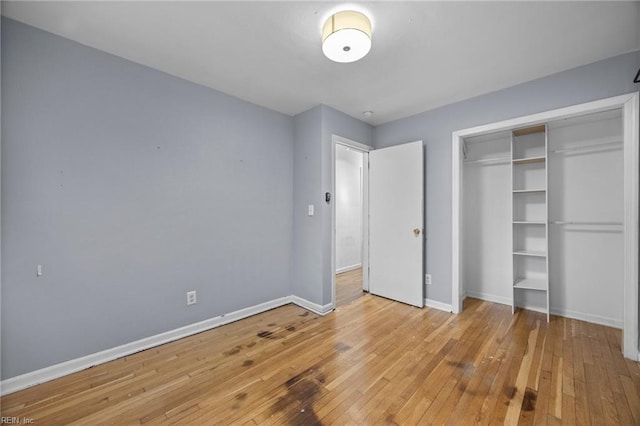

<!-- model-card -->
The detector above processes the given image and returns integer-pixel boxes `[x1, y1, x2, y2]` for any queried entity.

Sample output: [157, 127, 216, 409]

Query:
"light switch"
[36, 264, 43, 277]
[308, 204, 314, 216]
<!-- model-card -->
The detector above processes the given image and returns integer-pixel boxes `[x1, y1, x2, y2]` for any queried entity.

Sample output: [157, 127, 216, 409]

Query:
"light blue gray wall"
[375, 50, 640, 305]
[292, 106, 324, 304]
[292, 105, 373, 307]
[1, 18, 294, 379]
[3, 15, 638, 380]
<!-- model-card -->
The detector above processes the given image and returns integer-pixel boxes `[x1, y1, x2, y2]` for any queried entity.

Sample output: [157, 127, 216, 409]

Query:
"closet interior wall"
[547, 109, 624, 327]
[461, 108, 624, 328]
[462, 132, 512, 305]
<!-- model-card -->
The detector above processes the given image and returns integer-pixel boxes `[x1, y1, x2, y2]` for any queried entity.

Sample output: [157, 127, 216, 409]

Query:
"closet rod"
[463, 156, 510, 165]
[549, 221, 622, 226]
[549, 139, 622, 155]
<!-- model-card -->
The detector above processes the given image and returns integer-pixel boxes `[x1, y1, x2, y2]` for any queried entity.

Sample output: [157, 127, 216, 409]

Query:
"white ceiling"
[3, 1, 639, 125]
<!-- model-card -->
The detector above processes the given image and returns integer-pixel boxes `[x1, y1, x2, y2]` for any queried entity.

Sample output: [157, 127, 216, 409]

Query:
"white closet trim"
[452, 92, 639, 360]
[622, 92, 639, 361]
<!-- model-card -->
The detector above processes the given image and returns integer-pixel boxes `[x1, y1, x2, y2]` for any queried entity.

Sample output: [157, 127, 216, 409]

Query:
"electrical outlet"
[187, 290, 197, 306]
[425, 274, 432, 285]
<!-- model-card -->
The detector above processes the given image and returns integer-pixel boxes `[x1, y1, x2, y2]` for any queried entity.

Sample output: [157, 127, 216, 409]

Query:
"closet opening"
[452, 92, 639, 360]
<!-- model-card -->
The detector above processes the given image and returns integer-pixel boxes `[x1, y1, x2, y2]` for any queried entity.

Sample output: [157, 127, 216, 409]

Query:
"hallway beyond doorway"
[336, 268, 364, 307]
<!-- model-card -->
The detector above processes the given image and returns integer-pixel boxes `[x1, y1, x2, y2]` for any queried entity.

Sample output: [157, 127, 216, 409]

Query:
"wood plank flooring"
[335, 268, 364, 307]
[2, 295, 639, 425]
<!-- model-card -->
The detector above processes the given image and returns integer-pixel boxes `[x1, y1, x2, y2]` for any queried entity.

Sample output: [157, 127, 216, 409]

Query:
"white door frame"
[452, 92, 639, 360]
[331, 135, 373, 308]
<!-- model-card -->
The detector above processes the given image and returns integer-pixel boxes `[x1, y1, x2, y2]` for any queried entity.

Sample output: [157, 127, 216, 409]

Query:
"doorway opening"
[331, 136, 372, 308]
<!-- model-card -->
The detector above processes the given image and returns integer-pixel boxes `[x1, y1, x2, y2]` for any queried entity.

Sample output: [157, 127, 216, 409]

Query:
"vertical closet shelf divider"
[511, 124, 550, 321]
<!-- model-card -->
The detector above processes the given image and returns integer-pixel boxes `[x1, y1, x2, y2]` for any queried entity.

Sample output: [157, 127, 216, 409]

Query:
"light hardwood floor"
[335, 268, 364, 307]
[2, 295, 639, 424]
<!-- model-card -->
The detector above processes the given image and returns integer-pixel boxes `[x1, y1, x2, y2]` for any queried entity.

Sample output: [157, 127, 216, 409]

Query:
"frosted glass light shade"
[322, 10, 372, 63]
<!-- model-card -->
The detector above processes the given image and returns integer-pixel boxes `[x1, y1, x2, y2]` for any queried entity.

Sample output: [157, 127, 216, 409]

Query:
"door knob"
[413, 228, 421, 236]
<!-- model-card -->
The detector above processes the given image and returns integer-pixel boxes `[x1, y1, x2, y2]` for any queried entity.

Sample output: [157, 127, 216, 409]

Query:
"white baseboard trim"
[1, 294, 334, 396]
[549, 307, 623, 329]
[424, 298, 453, 313]
[465, 291, 512, 307]
[336, 263, 362, 274]
[290, 295, 334, 316]
[464, 292, 623, 329]
[516, 305, 548, 315]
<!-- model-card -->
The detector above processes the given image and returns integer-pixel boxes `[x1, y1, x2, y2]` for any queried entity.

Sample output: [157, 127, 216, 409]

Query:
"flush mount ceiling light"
[322, 10, 372, 63]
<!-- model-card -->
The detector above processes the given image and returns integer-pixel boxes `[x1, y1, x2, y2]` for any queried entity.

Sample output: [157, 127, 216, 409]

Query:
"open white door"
[369, 141, 424, 307]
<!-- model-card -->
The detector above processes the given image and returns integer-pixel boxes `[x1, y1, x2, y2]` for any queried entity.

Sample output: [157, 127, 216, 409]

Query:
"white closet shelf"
[511, 122, 549, 321]
[513, 278, 548, 291]
[513, 250, 547, 257]
[513, 221, 546, 225]
[549, 138, 622, 155]
[464, 156, 510, 165]
[512, 155, 546, 164]
[549, 220, 622, 226]
[513, 189, 546, 193]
